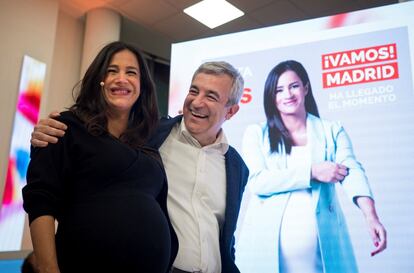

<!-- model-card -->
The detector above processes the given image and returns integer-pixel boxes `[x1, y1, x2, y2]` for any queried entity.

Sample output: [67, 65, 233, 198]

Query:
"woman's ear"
[304, 82, 309, 95]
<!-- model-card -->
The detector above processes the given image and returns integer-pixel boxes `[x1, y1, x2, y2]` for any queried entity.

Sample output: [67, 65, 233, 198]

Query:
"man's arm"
[31, 111, 67, 147]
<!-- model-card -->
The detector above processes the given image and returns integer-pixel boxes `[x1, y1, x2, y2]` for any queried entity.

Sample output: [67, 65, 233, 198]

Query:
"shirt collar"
[176, 118, 229, 154]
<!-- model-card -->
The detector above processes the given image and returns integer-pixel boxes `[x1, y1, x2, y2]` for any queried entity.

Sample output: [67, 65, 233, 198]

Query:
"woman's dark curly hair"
[69, 41, 159, 148]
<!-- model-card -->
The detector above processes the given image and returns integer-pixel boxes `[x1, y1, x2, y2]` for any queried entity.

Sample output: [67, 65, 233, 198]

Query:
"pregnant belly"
[56, 192, 171, 268]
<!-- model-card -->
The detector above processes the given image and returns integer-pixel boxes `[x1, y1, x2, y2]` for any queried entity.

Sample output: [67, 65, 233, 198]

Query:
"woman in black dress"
[23, 41, 177, 273]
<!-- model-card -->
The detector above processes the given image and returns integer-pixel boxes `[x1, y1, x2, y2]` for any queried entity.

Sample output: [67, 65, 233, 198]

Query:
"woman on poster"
[235, 60, 386, 273]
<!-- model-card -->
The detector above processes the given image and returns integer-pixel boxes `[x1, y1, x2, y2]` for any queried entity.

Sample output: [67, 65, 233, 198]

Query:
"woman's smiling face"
[102, 49, 141, 115]
[275, 70, 308, 117]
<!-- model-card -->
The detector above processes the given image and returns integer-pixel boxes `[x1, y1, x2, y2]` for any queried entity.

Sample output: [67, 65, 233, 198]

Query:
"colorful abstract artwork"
[0, 55, 45, 251]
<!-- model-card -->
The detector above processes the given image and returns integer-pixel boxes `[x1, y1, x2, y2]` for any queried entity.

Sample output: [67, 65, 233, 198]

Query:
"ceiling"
[59, 0, 399, 43]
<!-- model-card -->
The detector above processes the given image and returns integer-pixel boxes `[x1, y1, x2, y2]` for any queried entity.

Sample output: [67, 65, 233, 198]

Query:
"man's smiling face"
[182, 72, 239, 146]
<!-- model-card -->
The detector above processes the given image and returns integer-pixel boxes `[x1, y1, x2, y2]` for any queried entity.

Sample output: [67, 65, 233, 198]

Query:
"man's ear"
[225, 104, 240, 120]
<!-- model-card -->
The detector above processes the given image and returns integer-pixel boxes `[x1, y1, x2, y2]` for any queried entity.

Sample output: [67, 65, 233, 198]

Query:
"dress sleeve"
[242, 124, 311, 197]
[332, 122, 373, 203]
[22, 114, 73, 224]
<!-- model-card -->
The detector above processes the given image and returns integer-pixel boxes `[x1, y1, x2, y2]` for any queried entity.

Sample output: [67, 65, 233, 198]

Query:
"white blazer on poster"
[235, 114, 373, 273]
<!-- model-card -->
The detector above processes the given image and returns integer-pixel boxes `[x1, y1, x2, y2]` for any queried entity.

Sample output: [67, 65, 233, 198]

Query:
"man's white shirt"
[159, 119, 228, 273]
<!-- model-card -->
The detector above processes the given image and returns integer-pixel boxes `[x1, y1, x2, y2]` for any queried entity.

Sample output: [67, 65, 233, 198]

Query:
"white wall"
[47, 10, 84, 114]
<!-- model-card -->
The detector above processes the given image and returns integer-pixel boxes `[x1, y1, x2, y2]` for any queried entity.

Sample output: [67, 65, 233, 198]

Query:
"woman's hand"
[311, 161, 348, 183]
[356, 196, 387, 256]
[366, 217, 387, 256]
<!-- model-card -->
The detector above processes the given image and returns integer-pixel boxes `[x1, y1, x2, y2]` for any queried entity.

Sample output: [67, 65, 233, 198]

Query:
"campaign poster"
[169, 2, 414, 272]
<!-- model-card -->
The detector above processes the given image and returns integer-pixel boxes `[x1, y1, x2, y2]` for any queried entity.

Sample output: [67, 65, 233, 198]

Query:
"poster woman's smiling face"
[275, 70, 308, 117]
